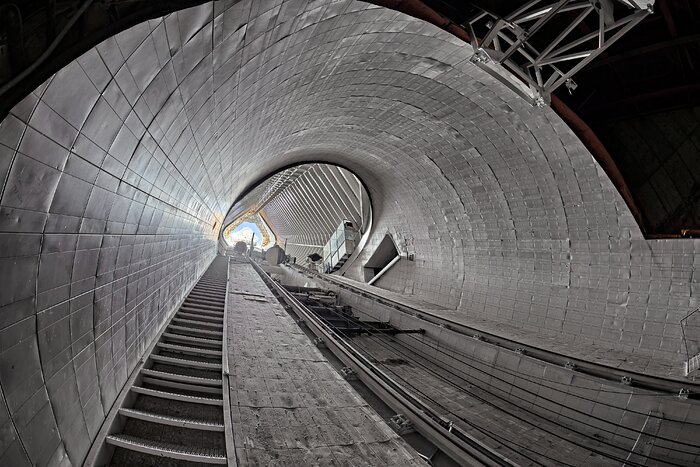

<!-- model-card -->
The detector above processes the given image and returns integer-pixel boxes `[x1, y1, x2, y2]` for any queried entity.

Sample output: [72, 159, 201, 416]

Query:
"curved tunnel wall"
[0, 1, 698, 465]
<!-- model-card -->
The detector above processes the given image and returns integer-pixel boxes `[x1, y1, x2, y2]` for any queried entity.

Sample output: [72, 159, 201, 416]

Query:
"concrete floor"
[224, 262, 425, 466]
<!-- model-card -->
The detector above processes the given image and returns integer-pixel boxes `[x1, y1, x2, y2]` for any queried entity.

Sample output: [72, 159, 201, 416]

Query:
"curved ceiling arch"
[0, 0, 469, 121]
[4, 1, 699, 238]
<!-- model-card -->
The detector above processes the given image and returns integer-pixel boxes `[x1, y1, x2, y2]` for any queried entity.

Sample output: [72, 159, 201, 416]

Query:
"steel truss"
[466, 0, 654, 106]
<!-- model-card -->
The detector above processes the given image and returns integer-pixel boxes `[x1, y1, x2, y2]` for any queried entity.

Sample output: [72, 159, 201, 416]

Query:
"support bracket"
[388, 414, 416, 436]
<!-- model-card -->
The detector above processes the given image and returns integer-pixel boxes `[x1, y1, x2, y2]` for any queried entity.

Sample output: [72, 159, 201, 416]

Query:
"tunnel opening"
[221, 162, 372, 272]
[223, 217, 275, 254]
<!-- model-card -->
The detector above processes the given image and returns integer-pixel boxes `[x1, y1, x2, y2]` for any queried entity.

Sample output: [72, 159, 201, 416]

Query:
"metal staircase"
[106, 256, 229, 466]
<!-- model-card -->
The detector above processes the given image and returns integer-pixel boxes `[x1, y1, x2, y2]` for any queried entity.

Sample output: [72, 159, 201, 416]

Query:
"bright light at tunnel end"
[228, 222, 263, 247]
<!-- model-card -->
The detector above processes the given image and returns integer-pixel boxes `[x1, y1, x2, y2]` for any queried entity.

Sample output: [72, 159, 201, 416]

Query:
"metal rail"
[221, 255, 238, 466]
[222, 256, 231, 377]
[292, 264, 698, 396]
[251, 260, 516, 467]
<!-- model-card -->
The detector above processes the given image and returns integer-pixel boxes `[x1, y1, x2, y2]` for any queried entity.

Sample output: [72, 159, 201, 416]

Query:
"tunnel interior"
[0, 1, 698, 466]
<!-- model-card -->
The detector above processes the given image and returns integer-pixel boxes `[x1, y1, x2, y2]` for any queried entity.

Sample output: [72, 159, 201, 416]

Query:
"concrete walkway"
[225, 262, 424, 466]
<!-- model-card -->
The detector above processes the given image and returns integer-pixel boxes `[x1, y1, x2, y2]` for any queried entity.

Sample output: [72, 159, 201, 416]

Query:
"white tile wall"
[0, 0, 698, 465]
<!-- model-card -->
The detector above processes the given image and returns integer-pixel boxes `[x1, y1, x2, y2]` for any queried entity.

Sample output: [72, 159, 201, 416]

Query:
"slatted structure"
[223, 164, 367, 263]
[106, 256, 229, 466]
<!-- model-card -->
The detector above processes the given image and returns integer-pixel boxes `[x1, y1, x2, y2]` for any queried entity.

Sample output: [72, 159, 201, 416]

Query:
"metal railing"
[292, 264, 699, 395]
[681, 307, 700, 375]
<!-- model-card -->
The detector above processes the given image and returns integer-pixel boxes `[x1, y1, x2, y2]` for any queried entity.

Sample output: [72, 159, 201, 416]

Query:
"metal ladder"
[106, 256, 229, 465]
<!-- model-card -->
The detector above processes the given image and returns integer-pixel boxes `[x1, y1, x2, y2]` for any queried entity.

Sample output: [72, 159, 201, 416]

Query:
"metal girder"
[466, 0, 654, 106]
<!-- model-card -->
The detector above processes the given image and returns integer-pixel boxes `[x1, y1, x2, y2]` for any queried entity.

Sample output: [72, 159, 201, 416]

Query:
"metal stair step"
[141, 376, 223, 395]
[195, 283, 226, 290]
[191, 283, 225, 290]
[179, 306, 224, 317]
[118, 408, 224, 432]
[182, 304, 224, 315]
[191, 290, 225, 296]
[188, 292, 225, 301]
[187, 297, 225, 305]
[150, 354, 222, 370]
[187, 293, 225, 302]
[106, 434, 226, 464]
[162, 333, 222, 348]
[130, 386, 223, 406]
[190, 287, 225, 293]
[172, 318, 223, 329]
[181, 301, 224, 311]
[183, 297, 224, 311]
[179, 305, 224, 315]
[191, 288, 226, 295]
[168, 325, 223, 338]
[185, 295, 224, 303]
[176, 312, 223, 323]
[140, 368, 221, 386]
[156, 342, 222, 356]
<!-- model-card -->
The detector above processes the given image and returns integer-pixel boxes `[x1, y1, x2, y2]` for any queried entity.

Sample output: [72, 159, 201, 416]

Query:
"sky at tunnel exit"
[228, 222, 263, 247]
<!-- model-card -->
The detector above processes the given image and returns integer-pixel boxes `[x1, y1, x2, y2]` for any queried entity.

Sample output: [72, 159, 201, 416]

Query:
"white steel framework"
[466, 0, 654, 106]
